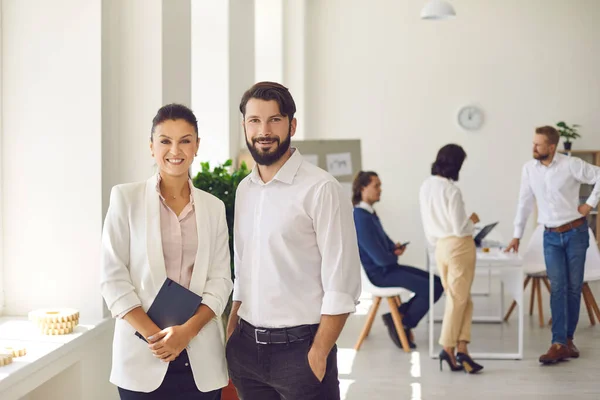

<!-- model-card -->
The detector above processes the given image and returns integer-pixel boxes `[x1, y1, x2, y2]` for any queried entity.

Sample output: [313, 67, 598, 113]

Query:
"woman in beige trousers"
[419, 144, 484, 374]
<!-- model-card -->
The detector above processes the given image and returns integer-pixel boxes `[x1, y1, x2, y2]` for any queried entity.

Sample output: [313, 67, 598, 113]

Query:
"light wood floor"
[337, 278, 600, 399]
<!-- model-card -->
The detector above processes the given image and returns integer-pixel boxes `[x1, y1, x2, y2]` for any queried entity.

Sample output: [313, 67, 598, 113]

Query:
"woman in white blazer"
[101, 104, 233, 399]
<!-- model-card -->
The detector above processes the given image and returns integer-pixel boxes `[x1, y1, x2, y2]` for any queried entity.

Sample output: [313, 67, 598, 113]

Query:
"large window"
[0, 4, 4, 315]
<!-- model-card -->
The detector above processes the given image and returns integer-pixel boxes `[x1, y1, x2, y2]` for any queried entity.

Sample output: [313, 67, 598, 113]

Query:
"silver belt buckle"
[254, 328, 268, 344]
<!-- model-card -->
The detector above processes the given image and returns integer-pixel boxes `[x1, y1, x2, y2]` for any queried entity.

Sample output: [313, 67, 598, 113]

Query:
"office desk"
[427, 248, 524, 360]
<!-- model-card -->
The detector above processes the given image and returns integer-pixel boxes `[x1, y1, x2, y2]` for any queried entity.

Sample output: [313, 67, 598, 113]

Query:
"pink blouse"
[156, 176, 198, 289]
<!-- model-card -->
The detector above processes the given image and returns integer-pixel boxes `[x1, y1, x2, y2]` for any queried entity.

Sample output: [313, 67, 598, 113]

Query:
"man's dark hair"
[431, 144, 467, 181]
[239, 81, 296, 120]
[151, 103, 198, 141]
[352, 171, 379, 206]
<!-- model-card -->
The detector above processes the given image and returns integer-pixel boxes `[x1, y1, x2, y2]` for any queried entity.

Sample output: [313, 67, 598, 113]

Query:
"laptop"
[473, 222, 499, 247]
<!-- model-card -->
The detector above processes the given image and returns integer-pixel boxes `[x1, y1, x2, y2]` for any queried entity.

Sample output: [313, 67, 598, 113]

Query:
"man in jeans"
[506, 125, 600, 364]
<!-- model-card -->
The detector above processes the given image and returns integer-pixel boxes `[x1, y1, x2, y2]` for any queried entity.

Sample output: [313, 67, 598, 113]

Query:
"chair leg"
[387, 297, 411, 353]
[584, 283, 600, 322]
[393, 296, 414, 342]
[529, 277, 538, 316]
[354, 297, 381, 351]
[582, 284, 596, 326]
[542, 277, 551, 293]
[504, 276, 532, 321]
[536, 279, 545, 328]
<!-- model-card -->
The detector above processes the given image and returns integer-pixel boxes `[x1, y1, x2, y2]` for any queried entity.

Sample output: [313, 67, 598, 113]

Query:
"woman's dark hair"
[150, 103, 198, 141]
[352, 171, 379, 206]
[239, 81, 296, 120]
[431, 144, 467, 181]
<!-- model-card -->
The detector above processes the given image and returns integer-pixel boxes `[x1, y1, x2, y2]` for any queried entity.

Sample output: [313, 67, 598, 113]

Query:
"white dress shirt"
[513, 152, 600, 239]
[233, 148, 362, 328]
[357, 201, 375, 214]
[419, 175, 474, 246]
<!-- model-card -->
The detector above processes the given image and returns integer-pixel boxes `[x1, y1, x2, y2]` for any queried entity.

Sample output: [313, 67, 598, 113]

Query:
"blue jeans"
[543, 221, 589, 345]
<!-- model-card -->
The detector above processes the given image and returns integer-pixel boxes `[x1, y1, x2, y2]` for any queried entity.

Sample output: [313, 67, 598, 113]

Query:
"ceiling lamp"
[421, 0, 456, 20]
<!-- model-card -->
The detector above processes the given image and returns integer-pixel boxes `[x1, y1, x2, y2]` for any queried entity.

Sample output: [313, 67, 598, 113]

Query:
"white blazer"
[100, 175, 233, 393]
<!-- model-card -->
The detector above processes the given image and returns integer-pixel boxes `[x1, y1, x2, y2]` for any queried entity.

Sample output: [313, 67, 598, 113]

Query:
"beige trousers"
[435, 236, 476, 347]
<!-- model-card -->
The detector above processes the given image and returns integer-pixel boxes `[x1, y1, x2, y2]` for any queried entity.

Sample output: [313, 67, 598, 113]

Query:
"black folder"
[135, 278, 203, 341]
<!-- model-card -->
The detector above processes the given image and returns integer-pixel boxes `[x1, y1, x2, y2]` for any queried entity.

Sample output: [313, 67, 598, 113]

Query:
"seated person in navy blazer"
[352, 171, 444, 348]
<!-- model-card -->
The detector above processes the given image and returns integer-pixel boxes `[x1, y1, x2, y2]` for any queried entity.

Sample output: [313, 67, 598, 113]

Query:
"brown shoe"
[567, 339, 580, 358]
[539, 344, 570, 364]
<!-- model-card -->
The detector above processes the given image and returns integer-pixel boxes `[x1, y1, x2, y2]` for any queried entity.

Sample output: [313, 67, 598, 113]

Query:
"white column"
[102, 0, 192, 216]
[283, 0, 307, 139]
[162, 0, 192, 106]
[191, 0, 255, 172]
[253, 0, 306, 139]
[0, 3, 4, 313]
[254, 0, 283, 83]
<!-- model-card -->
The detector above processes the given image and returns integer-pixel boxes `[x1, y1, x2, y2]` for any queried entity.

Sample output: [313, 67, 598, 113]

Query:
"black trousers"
[226, 320, 340, 400]
[118, 350, 222, 400]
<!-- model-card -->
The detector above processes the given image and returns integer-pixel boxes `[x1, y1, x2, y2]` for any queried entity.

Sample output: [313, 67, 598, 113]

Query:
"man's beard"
[246, 129, 292, 166]
[533, 151, 550, 161]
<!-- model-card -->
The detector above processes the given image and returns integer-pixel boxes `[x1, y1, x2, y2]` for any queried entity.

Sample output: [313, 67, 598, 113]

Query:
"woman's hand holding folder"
[147, 325, 195, 362]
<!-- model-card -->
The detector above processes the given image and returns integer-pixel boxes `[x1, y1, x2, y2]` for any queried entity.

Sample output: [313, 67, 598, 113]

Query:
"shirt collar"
[156, 173, 195, 204]
[535, 151, 563, 168]
[249, 147, 303, 185]
[356, 201, 375, 214]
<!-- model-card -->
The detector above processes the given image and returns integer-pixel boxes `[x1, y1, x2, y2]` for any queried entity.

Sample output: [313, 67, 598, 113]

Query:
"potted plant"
[192, 159, 250, 400]
[556, 121, 581, 151]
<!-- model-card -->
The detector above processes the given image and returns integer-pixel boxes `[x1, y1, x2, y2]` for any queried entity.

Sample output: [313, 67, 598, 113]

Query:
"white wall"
[2, 0, 104, 320]
[304, 0, 600, 267]
[192, 0, 255, 171]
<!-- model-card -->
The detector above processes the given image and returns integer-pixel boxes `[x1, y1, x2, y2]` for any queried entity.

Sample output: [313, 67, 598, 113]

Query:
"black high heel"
[456, 352, 484, 374]
[439, 350, 463, 372]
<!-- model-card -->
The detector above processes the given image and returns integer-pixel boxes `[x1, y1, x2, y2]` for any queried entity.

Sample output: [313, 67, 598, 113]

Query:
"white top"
[357, 201, 375, 214]
[233, 148, 362, 328]
[513, 152, 600, 239]
[419, 175, 474, 246]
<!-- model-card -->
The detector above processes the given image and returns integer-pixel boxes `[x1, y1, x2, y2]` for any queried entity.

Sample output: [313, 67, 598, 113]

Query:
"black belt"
[239, 319, 318, 345]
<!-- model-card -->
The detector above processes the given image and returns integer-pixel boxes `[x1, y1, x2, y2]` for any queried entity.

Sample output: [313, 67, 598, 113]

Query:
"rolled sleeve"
[112, 294, 142, 319]
[570, 157, 600, 209]
[201, 201, 233, 317]
[201, 293, 223, 317]
[513, 164, 535, 239]
[313, 181, 362, 316]
[321, 291, 358, 315]
[101, 186, 143, 318]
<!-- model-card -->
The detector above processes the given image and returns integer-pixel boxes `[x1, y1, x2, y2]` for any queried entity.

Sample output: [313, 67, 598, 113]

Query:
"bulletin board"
[237, 139, 362, 199]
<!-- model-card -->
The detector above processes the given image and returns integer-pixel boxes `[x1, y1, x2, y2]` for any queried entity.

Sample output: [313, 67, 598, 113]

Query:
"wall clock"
[458, 106, 484, 130]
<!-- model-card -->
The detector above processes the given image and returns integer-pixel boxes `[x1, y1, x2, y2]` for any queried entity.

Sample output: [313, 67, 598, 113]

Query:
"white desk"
[427, 248, 524, 360]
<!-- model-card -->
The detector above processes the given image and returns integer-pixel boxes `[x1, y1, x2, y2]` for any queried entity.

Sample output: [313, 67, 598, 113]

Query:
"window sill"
[0, 316, 113, 398]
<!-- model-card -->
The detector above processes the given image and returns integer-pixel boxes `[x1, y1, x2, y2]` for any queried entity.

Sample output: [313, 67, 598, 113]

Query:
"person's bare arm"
[308, 314, 349, 381]
[226, 301, 242, 341]
[122, 307, 161, 340]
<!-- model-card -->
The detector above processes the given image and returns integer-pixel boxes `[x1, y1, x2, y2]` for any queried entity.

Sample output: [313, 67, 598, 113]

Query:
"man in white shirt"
[225, 81, 362, 399]
[506, 126, 600, 364]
